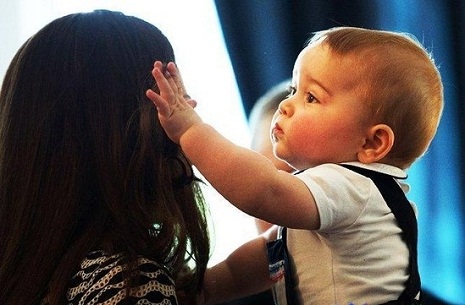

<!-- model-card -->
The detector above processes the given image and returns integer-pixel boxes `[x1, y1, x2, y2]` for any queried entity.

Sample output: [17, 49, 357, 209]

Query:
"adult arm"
[201, 226, 278, 304]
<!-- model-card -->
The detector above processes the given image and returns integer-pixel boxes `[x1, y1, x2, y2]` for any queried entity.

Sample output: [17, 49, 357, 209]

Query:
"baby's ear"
[357, 124, 394, 164]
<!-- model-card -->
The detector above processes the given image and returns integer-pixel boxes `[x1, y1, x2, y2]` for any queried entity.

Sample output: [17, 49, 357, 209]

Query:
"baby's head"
[309, 27, 443, 169]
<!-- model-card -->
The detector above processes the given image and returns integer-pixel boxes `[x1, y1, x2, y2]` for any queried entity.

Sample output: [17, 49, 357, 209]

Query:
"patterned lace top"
[66, 250, 178, 304]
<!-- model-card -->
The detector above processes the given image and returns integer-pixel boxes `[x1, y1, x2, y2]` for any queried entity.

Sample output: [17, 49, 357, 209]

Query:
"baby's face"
[270, 42, 371, 170]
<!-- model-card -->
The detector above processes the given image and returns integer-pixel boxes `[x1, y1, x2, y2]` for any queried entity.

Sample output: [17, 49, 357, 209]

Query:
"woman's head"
[308, 27, 443, 168]
[0, 10, 209, 304]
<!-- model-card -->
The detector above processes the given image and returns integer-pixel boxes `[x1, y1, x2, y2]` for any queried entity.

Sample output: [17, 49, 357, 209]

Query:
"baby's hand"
[146, 61, 200, 144]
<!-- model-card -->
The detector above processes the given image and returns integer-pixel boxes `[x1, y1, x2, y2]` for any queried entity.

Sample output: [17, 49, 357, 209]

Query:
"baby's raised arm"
[146, 62, 320, 230]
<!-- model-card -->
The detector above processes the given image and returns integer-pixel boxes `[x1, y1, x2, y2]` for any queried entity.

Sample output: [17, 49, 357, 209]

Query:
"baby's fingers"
[146, 88, 171, 117]
[165, 62, 190, 99]
[146, 61, 195, 119]
[153, 63, 176, 100]
[186, 99, 197, 108]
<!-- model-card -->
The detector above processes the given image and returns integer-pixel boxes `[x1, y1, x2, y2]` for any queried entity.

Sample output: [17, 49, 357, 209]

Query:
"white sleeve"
[295, 164, 373, 233]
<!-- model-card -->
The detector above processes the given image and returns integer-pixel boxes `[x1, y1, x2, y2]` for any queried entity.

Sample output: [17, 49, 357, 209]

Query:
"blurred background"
[1, 1, 463, 304]
[213, 1, 464, 304]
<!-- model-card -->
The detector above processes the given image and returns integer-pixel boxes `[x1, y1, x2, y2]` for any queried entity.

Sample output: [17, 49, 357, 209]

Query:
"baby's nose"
[278, 98, 293, 116]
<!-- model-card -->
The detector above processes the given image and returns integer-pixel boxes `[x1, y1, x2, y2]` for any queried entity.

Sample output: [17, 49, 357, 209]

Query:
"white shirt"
[287, 162, 412, 305]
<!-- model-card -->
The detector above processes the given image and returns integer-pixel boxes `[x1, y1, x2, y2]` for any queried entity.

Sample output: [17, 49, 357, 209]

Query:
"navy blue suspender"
[341, 165, 421, 304]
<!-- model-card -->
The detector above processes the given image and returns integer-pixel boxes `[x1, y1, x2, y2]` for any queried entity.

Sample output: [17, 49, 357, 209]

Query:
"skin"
[146, 42, 395, 304]
[253, 113, 295, 233]
[272, 44, 371, 169]
[255, 115, 295, 173]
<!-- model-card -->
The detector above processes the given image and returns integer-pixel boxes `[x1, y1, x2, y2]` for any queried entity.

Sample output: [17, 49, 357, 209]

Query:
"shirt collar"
[340, 161, 407, 179]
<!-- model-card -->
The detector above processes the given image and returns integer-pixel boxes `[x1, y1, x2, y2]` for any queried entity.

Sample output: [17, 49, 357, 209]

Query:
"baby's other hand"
[146, 61, 200, 143]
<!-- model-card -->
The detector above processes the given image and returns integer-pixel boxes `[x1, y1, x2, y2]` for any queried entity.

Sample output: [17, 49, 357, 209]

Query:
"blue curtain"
[214, 1, 464, 304]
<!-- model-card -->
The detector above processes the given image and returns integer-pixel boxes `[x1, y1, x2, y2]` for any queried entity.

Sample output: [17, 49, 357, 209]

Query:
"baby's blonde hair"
[309, 27, 443, 168]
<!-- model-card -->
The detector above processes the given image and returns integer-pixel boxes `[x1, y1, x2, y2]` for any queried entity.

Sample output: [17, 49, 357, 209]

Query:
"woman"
[0, 10, 210, 305]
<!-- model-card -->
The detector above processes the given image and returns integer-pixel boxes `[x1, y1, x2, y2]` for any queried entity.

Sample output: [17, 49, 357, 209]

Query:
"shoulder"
[295, 162, 407, 197]
[295, 163, 373, 199]
[67, 250, 177, 305]
[295, 163, 375, 232]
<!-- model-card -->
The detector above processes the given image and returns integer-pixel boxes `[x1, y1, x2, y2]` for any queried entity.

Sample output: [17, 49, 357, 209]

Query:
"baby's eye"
[287, 85, 297, 97]
[306, 93, 317, 103]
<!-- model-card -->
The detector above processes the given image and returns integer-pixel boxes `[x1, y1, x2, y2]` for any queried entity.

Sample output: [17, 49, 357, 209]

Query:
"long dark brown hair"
[0, 10, 210, 304]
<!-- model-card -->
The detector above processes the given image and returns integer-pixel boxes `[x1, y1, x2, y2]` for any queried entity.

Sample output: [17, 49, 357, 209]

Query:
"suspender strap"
[341, 164, 421, 304]
[282, 227, 298, 305]
[267, 226, 298, 305]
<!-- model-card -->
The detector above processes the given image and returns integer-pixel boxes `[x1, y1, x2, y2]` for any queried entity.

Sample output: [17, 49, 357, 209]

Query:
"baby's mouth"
[271, 123, 283, 140]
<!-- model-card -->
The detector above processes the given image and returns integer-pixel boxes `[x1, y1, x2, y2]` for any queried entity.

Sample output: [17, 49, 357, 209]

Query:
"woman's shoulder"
[67, 250, 177, 304]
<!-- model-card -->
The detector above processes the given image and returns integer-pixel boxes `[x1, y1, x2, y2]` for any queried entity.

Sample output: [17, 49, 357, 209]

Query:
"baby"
[147, 26, 443, 305]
